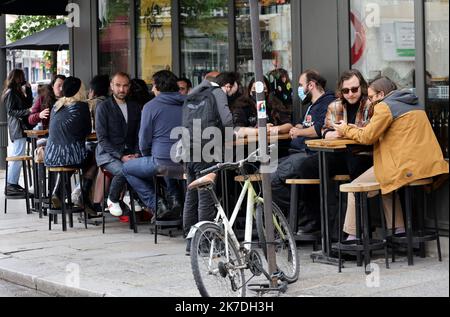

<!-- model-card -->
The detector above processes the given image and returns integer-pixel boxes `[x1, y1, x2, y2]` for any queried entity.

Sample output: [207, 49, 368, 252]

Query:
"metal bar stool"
[100, 168, 137, 234]
[4, 156, 33, 215]
[153, 165, 185, 244]
[287, 175, 351, 251]
[338, 182, 389, 274]
[47, 167, 87, 231]
[287, 178, 321, 250]
[391, 178, 442, 266]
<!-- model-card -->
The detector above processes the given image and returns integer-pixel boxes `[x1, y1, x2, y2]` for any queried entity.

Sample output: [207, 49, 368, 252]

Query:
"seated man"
[123, 70, 185, 219]
[95, 72, 141, 217]
[271, 69, 373, 235]
[290, 69, 335, 154]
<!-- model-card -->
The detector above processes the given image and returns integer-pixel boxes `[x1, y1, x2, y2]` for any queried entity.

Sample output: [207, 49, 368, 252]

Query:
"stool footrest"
[333, 240, 386, 252]
[294, 232, 321, 242]
[155, 219, 183, 226]
[391, 232, 439, 244]
[48, 207, 85, 215]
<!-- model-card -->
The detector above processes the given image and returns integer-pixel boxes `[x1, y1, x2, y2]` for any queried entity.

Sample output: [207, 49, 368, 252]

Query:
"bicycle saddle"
[188, 173, 217, 191]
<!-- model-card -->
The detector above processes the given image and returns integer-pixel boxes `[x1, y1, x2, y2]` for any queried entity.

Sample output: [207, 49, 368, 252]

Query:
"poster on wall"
[381, 21, 415, 61]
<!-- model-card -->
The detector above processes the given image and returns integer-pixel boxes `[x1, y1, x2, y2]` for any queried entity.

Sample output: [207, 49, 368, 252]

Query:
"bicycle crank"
[247, 250, 264, 277]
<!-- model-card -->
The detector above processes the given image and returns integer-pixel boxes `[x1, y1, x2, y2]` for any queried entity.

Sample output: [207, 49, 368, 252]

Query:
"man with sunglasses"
[272, 69, 373, 236]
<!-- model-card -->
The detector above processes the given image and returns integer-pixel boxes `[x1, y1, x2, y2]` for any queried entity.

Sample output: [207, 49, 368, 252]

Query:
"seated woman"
[44, 77, 92, 208]
[232, 77, 293, 137]
[334, 76, 449, 240]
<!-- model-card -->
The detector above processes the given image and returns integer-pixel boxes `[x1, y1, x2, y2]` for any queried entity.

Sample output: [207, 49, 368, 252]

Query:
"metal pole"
[0, 14, 8, 170]
[249, 0, 278, 288]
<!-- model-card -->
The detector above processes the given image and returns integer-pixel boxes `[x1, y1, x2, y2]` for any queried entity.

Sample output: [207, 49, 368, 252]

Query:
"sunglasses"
[341, 86, 360, 95]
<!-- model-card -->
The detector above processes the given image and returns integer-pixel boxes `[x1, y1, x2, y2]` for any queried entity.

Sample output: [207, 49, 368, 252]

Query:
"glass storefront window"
[235, 0, 292, 88]
[136, 0, 172, 83]
[180, 0, 229, 87]
[425, 0, 449, 158]
[351, 0, 416, 89]
[98, 0, 132, 76]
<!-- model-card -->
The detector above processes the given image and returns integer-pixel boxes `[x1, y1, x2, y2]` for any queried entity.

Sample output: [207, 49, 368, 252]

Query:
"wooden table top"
[24, 130, 49, 137]
[87, 132, 97, 142]
[233, 133, 291, 146]
[306, 138, 360, 150]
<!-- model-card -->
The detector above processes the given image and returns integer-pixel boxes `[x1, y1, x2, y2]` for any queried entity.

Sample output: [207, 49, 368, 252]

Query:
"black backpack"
[181, 86, 223, 163]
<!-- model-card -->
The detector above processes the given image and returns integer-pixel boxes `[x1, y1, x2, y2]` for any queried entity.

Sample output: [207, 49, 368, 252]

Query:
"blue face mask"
[298, 87, 309, 101]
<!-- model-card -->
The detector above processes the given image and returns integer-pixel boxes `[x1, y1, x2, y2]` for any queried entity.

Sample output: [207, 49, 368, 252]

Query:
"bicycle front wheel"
[256, 202, 300, 284]
[190, 223, 246, 297]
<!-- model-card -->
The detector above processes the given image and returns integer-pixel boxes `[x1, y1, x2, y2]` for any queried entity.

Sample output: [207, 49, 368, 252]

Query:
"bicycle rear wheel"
[190, 222, 246, 297]
[256, 202, 299, 283]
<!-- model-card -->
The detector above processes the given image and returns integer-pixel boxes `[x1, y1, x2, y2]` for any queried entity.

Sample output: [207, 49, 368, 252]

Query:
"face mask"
[298, 87, 310, 102]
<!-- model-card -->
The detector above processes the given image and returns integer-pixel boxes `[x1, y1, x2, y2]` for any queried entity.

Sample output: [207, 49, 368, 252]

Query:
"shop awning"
[0, 0, 69, 15]
[2, 24, 68, 51]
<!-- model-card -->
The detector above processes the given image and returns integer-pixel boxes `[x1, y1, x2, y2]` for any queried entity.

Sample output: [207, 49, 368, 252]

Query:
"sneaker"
[131, 200, 143, 212]
[107, 198, 123, 217]
[395, 227, 406, 235]
[5, 184, 26, 196]
[346, 234, 357, 241]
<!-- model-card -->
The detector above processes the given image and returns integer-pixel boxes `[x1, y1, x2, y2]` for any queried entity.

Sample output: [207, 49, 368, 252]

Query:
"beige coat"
[343, 91, 448, 194]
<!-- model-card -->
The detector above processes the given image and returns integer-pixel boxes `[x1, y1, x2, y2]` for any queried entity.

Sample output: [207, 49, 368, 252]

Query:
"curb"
[0, 267, 112, 297]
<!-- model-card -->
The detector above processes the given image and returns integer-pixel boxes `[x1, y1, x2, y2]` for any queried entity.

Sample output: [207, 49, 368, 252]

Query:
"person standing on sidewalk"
[95, 72, 141, 217]
[182, 72, 238, 255]
[2, 69, 33, 195]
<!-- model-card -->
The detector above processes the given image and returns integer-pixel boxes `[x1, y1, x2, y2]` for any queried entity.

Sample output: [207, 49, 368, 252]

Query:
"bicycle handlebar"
[198, 144, 276, 176]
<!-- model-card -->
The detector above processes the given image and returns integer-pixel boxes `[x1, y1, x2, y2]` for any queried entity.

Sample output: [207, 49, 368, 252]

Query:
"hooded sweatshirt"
[291, 90, 336, 151]
[343, 90, 449, 194]
[140, 92, 186, 163]
[189, 79, 233, 127]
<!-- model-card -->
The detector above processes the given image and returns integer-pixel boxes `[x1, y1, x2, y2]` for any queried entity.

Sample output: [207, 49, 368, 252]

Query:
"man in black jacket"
[95, 72, 141, 217]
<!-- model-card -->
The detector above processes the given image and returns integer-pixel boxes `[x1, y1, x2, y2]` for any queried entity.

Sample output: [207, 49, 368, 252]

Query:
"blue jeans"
[102, 159, 126, 203]
[7, 138, 27, 185]
[123, 156, 179, 210]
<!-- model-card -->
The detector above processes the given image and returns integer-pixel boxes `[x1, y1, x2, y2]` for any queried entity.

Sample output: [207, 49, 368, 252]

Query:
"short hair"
[89, 74, 110, 97]
[111, 72, 131, 82]
[369, 76, 398, 96]
[51, 74, 66, 87]
[301, 69, 327, 90]
[178, 77, 192, 89]
[152, 70, 179, 93]
[213, 72, 239, 88]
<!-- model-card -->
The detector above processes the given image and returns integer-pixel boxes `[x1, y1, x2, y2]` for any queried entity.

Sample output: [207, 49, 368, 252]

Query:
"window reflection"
[235, 0, 292, 87]
[180, 0, 229, 87]
[98, 0, 132, 76]
[351, 0, 416, 88]
[425, 0, 449, 158]
[137, 0, 172, 83]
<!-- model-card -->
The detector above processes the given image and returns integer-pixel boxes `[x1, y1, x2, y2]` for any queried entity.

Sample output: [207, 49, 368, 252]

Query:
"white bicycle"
[187, 146, 299, 297]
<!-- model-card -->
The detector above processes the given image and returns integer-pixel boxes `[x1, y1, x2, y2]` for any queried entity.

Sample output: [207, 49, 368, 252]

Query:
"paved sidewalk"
[0, 172, 448, 297]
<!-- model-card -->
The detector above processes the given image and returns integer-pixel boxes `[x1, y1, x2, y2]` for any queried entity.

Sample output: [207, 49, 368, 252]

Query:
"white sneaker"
[133, 200, 142, 212]
[107, 198, 123, 217]
[125, 199, 142, 212]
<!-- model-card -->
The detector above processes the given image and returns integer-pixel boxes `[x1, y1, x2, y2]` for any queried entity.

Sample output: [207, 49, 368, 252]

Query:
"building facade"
[3, 0, 449, 232]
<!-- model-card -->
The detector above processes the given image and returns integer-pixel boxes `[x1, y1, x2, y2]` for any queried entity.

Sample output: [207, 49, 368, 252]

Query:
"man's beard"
[114, 93, 127, 101]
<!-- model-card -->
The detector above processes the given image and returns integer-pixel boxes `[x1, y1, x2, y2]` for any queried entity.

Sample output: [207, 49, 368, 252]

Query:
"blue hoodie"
[140, 92, 186, 163]
[291, 90, 336, 151]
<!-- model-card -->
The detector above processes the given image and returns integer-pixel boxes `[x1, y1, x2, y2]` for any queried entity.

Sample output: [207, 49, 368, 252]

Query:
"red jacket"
[28, 96, 50, 130]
